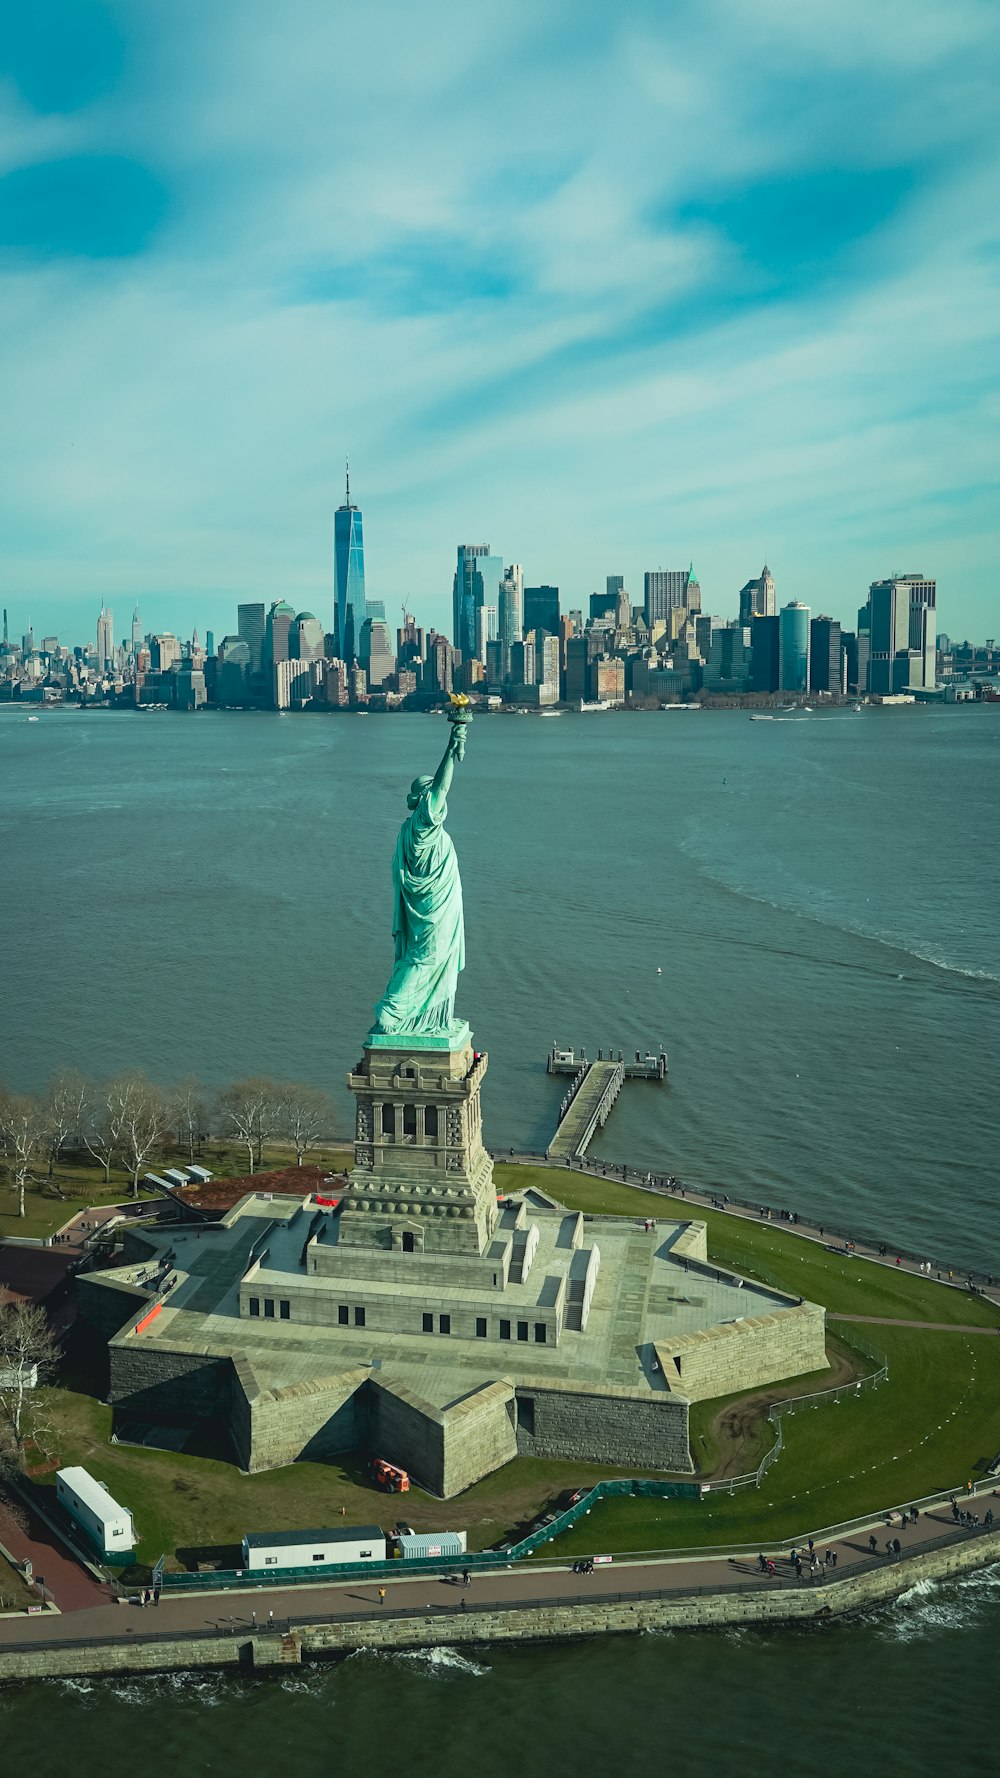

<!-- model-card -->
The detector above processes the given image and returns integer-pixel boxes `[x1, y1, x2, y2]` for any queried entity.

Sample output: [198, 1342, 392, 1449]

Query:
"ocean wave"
[349, 1644, 490, 1678]
[879, 1562, 1000, 1641]
[679, 841, 1000, 986]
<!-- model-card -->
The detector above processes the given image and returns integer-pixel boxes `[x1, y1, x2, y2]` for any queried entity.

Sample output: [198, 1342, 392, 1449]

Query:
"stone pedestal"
[342, 1031, 497, 1256]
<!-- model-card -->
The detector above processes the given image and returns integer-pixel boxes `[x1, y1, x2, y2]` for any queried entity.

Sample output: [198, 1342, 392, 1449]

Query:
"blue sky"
[1, 0, 998, 645]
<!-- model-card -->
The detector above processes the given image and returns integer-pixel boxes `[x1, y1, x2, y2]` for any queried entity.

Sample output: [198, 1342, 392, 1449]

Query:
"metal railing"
[9, 1522, 999, 1662]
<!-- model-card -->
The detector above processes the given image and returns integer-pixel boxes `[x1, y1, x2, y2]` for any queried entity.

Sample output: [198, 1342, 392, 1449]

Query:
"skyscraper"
[643, 566, 700, 627]
[809, 616, 842, 694]
[864, 574, 936, 694]
[238, 603, 266, 674]
[453, 545, 503, 661]
[523, 585, 560, 638]
[738, 565, 776, 624]
[131, 606, 143, 653]
[779, 602, 811, 692]
[265, 601, 294, 675]
[96, 605, 114, 670]
[334, 462, 365, 662]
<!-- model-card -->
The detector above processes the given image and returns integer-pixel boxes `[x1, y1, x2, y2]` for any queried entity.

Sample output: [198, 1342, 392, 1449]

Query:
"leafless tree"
[42, 1069, 89, 1183]
[217, 1077, 280, 1174]
[0, 1089, 45, 1219]
[0, 1301, 59, 1479]
[113, 1074, 169, 1196]
[277, 1082, 336, 1165]
[170, 1075, 208, 1163]
[81, 1078, 129, 1186]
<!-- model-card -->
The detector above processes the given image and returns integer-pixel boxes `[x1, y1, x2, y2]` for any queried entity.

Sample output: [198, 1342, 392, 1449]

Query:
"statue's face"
[407, 775, 433, 809]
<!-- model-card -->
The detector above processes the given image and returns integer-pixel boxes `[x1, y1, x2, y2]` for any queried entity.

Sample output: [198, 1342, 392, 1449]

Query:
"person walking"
[869, 1534, 878, 1554]
[378, 1587, 386, 1605]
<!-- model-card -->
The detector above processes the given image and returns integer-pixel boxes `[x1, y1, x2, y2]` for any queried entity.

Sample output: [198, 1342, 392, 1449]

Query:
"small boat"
[27, 715, 40, 722]
[750, 714, 774, 722]
[656, 967, 662, 975]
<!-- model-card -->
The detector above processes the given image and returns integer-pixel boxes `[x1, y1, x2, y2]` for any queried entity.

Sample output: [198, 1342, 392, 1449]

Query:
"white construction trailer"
[241, 1524, 385, 1571]
[56, 1467, 135, 1559]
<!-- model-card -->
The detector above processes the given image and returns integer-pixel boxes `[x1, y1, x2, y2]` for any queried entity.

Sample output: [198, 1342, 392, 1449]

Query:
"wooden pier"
[546, 1043, 667, 1159]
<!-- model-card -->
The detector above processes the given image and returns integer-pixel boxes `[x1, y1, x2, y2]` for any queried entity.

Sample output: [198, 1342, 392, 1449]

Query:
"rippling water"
[1, 702, 996, 1766]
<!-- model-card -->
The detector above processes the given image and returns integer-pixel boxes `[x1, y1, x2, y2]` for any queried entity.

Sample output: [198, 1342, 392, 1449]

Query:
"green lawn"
[495, 1165, 1000, 1329]
[538, 1321, 1000, 1556]
[38, 1347, 666, 1576]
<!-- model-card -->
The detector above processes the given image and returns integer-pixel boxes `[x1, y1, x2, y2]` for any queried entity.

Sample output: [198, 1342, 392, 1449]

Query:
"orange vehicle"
[372, 1457, 410, 1493]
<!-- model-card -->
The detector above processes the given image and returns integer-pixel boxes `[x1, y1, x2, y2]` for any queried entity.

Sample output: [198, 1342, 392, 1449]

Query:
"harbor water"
[0, 702, 997, 1771]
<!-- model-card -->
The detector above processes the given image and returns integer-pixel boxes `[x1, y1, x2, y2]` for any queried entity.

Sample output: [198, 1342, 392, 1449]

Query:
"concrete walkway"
[507, 1153, 1000, 1310]
[0, 1499, 994, 1651]
[0, 1492, 110, 1614]
[828, 1313, 1000, 1335]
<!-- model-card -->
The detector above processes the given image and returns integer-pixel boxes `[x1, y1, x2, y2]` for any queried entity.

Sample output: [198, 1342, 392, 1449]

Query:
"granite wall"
[655, 1301, 827, 1403]
[514, 1379, 692, 1473]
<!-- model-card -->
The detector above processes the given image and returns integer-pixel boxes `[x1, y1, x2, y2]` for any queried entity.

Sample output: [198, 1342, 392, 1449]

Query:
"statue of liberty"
[371, 701, 470, 1042]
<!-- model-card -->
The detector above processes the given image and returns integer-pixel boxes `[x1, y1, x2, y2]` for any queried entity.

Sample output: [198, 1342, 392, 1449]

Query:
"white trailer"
[241, 1524, 385, 1571]
[56, 1466, 135, 1559]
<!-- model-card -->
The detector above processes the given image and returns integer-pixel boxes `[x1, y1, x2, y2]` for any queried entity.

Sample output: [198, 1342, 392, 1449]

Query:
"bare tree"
[0, 1089, 45, 1219]
[0, 1301, 59, 1479]
[82, 1078, 129, 1186]
[217, 1077, 280, 1174]
[113, 1074, 169, 1197]
[277, 1082, 336, 1166]
[42, 1069, 89, 1183]
[170, 1074, 208, 1163]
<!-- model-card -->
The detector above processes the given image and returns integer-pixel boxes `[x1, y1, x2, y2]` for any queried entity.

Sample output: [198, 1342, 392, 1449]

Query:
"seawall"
[2, 1532, 997, 1685]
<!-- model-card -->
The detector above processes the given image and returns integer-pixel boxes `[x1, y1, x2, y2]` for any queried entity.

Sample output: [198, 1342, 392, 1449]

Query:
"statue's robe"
[372, 784, 464, 1036]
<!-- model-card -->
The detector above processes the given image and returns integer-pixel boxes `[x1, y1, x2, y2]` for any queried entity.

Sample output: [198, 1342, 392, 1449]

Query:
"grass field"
[495, 1164, 1000, 1328]
[37, 1349, 664, 1575]
[22, 1154, 1000, 1573]
[0, 1144, 355, 1242]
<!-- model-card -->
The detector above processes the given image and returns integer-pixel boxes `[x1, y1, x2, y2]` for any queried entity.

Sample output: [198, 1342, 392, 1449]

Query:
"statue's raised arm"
[370, 699, 472, 1044]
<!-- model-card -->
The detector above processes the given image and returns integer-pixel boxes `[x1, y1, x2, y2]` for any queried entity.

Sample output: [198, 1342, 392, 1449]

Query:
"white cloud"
[0, 0, 997, 638]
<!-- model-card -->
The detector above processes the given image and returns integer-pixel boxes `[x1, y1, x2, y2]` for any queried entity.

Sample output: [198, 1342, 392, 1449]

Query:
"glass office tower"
[778, 601, 811, 692]
[334, 463, 366, 662]
[453, 545, 503, 661]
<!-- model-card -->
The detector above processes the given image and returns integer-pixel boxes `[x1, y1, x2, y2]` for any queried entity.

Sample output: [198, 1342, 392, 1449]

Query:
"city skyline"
[1, 4, 998, 640]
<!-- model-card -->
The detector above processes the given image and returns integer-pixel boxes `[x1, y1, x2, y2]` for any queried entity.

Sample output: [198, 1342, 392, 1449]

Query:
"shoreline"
[1, 1528, 997, 1684]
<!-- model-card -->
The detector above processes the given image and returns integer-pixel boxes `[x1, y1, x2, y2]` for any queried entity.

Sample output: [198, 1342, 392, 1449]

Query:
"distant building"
[359, 618, 395, 689]
[334, 463, 365, 662]
[751, 615, 780, 693]
[476, 603, 498, 662]
[453, 545, 503, 662]
[131, 606, 143, 653]
[324, 658, 349, 706]
[96, 606, 114, 671]
[589, 591, 617, 621]
[704, 623, 753, 693]
[593, 656, 625, 703]
[424, 632, 454, 697]
[737, 565, 776, 624]
[274, 659, 312, 709]
[810, 616, 842, 694]
[864, 574, 936, 694]
[779, 602, 811, 693]
[150, 633, 180, 671]
[238, 602, 266, 674]
[290, 612, 325, 661]
[523, 585, 560, 639]
[216, 637, 251, 704]
[643, 566, 701, 627]
[265, 601, 295, 675]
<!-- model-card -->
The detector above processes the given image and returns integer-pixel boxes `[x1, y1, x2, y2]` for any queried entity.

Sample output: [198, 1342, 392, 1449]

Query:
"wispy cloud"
[0, 0, 997, 639]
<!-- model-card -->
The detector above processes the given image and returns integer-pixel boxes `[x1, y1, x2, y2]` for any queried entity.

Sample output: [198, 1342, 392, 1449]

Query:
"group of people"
[755, 1539, 838, 1580]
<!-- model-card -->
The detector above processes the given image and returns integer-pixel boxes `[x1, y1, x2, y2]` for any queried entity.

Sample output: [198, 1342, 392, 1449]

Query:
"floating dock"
[546, 1044, 667, 1159]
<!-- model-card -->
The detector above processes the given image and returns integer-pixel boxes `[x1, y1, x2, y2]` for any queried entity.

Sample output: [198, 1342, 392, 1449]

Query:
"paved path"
[0, 1491, 110, 1614]
[507, 1154, 1000, 1310]
[0, 1501, 994, 1650]
[829, 1313, 1000, 1335]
